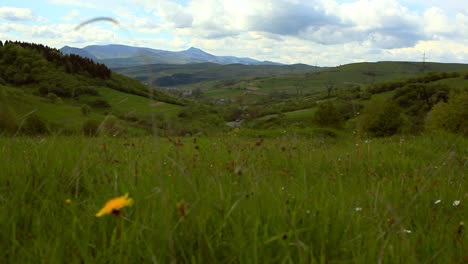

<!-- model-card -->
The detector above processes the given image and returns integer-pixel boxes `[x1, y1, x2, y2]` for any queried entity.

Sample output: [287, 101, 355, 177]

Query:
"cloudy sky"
[1, 0, 467, 66]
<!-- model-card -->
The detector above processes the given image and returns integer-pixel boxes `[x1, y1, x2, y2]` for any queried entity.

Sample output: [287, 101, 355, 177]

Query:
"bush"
[38, 84, 98, 98]
[82, 119, 100, 136]
[47, 92, 59, 103]
[81, 104, 91, 116]
[99, 115, 126, 136]
[0, 104, 18, 134]
[425, 92, 468, 135]
[310, 128, 338, 138]
[313, 102, 343, 128]
[121, 112, 139, 122]
[38, 85, 49, 96]
[21, 113, 48, 135]
[360, 100, 403, 137]
[91, 99, 110, 108]
[334, 99, 363, 120]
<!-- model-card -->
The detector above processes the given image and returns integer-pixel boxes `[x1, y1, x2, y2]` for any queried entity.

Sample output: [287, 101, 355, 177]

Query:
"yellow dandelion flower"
[96, 193, 134, 217]
[65, 198, 71, 204]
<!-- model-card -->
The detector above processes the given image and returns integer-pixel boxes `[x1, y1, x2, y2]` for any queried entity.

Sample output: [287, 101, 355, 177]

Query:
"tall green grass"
[0, 132, 466, 263]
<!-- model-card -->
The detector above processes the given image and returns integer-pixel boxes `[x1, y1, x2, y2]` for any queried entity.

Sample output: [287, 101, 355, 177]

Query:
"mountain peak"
[185, 47, 208, 54]
[61, 44, 282, 66]
[181, 47, 216, 60]
[187, 46, 202, 51]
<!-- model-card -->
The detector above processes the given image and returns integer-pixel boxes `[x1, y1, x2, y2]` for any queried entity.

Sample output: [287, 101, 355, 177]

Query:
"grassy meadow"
[1, 132, 466, 263]
[1, 41, 467, 263]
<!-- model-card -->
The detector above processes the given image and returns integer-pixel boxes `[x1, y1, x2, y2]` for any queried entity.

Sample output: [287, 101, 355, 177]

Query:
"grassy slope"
[245, 72, 468, 129]
[0, 133, 465, 263]
[113, 63, 318, 85]
[78, 87, 182, 117]
[0, 84, 182, 133]
[1, 85, 101, 131]
[183, 62, 468, 100]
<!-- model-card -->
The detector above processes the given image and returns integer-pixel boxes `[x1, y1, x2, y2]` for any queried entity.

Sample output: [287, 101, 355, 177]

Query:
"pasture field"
[0, 132, 466, 263]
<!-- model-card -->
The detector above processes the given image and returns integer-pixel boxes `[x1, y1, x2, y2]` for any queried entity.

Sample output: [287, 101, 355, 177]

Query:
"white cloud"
[153, 0, 441, 49]
[0, 22, 119, 47]
[1, 0, 467, 66]
[424, 8, 454, 36]
[156, 0, 192, 28]
[105, 7, 163, 35]
[0, 7, 35, 21]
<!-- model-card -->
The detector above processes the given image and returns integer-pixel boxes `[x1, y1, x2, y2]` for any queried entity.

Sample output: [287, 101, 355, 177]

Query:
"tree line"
[0, 40, 111, 81]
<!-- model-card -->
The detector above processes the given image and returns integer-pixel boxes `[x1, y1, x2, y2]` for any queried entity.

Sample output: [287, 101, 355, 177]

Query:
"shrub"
[0, 104, 18, 134]
[91, 99, 110, 108]
[47, 92, 59, 103]
[82, 119, 100, 136]
[99, 115, 125, 136]
[38, 85, 49, 96]
[360, 100, 403, 137]
[81, 104, 91, 116]
[121, 112, 139, 122]
[311, 128, 338, 138]
[334, 99, 363, 120]
[21, 113, 48, 135]
[425, 92, 468, 135]
[313, 102, 343, 128]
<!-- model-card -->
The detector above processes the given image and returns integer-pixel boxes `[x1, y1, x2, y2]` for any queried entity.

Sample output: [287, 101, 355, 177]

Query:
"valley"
[0, 40, 466, 263]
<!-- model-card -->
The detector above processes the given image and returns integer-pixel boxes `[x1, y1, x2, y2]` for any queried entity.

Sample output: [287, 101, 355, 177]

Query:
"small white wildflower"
[434, 199, 441, 205]
[402, 229, 412, 234]
[453, 200, 461, 206]
[355, 207, 362, 212]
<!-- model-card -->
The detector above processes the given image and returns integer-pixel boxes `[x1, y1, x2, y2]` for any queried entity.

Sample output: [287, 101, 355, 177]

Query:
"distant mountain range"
[60, 44, 283, 68]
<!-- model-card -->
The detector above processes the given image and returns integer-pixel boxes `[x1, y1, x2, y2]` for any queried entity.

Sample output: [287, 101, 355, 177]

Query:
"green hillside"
[1, 40, 467, 138]
[244, 69, 468, 134]
[175, 61, 468, 102]
[0, 41, 190, 136]
[113, 63, 319, 87]
[1, 41, 467, 263]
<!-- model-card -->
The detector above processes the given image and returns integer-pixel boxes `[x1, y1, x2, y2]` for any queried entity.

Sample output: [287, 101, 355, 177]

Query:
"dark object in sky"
[75, 17, 119, 30]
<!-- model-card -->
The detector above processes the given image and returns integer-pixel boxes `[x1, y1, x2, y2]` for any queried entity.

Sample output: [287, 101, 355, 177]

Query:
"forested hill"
[0, 40, 185, 105]
[0, 40, 110, 84]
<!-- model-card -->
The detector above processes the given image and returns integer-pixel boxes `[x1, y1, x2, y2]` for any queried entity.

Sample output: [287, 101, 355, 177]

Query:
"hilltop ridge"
[60, 44, 284, 67]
